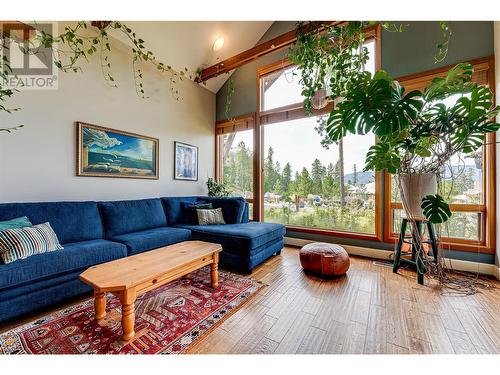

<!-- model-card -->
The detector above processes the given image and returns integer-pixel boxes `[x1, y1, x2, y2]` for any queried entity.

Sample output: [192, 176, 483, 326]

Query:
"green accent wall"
[215, 21, 495, 264]
[382, 21, 493, 78]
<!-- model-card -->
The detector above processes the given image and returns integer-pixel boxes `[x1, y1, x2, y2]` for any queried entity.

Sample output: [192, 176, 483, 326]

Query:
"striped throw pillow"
[0, 222, 63, 264]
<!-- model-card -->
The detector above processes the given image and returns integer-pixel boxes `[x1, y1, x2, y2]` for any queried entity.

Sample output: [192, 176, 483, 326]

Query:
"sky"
[88, 130, 154, 161]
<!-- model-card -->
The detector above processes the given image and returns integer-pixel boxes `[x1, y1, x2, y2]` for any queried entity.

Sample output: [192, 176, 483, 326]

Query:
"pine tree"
[282, 162, 292, 194]
[297, 167, 312, 197]
[311, 158, 324, 195]
[315, 117, 345, 206]
[264, 146, 275, 193]
[353, 163, 358, 184]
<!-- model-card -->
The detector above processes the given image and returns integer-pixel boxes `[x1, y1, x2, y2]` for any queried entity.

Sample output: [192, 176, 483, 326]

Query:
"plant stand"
[392, 218, 439, 285]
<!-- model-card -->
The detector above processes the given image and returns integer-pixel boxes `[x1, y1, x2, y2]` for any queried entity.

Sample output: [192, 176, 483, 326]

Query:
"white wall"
[0, 22, 215, 202]
[495, 21, 500, 271]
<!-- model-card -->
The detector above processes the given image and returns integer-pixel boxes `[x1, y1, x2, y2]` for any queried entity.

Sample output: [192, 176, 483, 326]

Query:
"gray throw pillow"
[196, 208, 226, 225]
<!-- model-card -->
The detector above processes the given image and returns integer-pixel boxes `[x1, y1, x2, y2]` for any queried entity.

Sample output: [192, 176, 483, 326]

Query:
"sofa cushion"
[0, 201, 104, 244]
[99, 198, 167, 238]
[111, 227, 192, 255]
[161, 197, 198, 225]
[0, 239, 127, 290]
[174, 222, 285, 254]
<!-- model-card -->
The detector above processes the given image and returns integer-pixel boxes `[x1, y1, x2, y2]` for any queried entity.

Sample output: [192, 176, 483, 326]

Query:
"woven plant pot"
[399, 173, 437, 220]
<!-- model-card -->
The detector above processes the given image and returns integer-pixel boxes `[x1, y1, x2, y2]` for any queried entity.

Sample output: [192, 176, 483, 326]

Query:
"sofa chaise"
[0, 196, 285, 322]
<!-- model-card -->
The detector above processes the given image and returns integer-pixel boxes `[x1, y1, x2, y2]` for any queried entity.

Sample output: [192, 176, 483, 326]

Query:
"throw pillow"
[197, 208, 226, 225]
[0, 216, 33, 231]
[0, 222, 63, 264]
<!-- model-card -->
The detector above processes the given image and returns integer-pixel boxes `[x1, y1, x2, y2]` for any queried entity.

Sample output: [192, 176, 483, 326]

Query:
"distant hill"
[342, 165, 480, 185]
[344, 171, 374, 185]
[442, 165, 481, 182]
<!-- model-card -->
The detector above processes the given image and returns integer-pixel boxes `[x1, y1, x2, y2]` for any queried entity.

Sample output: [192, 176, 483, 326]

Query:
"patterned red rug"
[0, 267, 261, 354]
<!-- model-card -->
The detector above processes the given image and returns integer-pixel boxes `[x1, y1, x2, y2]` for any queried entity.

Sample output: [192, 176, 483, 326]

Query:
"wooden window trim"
[383, 55, 496, 254]
[255, 24, 383, 240]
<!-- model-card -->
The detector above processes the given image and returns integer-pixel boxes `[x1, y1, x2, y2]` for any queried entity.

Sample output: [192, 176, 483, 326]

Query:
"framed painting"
[174, 141, 198, 181]
[76, 122, 159, 179]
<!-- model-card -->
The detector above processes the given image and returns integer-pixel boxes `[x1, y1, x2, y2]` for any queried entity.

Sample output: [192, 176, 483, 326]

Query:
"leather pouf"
[299, 242, 350, 276]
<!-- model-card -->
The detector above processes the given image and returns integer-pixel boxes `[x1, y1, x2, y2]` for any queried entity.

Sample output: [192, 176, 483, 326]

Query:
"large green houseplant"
[325, 63, 500, 224]
[289, 21, 499, 225]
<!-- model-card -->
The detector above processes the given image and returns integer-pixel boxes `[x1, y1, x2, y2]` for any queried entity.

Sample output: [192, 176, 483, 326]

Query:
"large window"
[385, 56, 496, 253]
[215, 115, 255, 218]
[262, 117, 377, 235]
[257, 30, 381, 239]
[221, 129, 254, 199]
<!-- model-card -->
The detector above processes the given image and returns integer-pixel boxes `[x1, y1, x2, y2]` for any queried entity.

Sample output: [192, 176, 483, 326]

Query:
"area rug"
[0, 267, 261, 354]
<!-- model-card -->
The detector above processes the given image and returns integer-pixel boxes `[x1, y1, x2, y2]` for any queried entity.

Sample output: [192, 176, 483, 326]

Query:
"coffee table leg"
[120, 289, 136, 341]
[211, 253, 219, 289]
[94, 290, 106, 320]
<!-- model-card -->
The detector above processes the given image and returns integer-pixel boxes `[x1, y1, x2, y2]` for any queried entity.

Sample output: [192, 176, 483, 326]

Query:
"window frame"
[382, 55, 496, 254]
[215, 113, 257, 216]
[254, 24, 383, 241]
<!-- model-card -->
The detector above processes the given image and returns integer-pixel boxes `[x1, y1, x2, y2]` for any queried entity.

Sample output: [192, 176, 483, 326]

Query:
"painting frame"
[76, 121, 159, 179]
[174, 141, 198, 181]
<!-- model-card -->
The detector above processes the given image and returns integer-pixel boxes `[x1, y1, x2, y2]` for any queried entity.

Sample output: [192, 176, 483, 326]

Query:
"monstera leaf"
[327, 71, 392, 137]
[364, 142, 401, 173]
[450, 86, 500, 153]
[423, 63, 474, 101]
[453, 85, 494, 121]
[421, 194, 452, 224]
[373, 83, 422, 136]
[325, 108, 347, 142]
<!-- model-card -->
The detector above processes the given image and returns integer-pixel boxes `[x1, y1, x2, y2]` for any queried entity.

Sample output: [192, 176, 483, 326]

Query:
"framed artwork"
[76, 121, 159, 179]
[174, 141, 198, 181]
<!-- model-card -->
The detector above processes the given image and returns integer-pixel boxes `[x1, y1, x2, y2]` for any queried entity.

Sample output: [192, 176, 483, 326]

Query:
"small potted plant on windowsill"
[206, 177, 230, 197]
[325, 63, 500, 224]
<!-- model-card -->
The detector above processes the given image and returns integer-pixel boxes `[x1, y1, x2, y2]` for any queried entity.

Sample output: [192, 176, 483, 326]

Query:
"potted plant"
[324, 63, 500, 224]
[206, 177, 230, 197]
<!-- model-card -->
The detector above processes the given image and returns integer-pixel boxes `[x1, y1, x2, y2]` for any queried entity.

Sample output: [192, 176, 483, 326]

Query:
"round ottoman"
[299, 242, 350, 277]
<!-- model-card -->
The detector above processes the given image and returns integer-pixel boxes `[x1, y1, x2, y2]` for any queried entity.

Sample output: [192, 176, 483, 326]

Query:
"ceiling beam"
[195, 21, 342, 83]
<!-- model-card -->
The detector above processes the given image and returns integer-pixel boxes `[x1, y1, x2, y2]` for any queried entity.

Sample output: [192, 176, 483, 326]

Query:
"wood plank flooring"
[189, 246, 500, 354]
[1, 246, 499, 354]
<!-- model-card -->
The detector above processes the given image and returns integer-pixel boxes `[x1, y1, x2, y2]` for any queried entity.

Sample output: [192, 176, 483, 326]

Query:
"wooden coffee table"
[79, 240, 222, 341]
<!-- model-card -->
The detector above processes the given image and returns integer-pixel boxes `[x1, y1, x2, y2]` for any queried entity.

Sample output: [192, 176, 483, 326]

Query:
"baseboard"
[284, 237, 500, 279]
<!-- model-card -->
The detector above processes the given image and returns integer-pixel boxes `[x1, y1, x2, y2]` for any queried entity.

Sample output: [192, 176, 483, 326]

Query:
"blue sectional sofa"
[0, 196, 285, 322]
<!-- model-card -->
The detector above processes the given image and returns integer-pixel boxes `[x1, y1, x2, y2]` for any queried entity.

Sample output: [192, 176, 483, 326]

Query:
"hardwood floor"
[1, 246, 499, 354]
[189, 246, 500, 354]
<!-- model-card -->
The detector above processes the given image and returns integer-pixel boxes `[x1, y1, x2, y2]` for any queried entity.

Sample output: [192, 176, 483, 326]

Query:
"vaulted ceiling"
[118, 21, 273, 93]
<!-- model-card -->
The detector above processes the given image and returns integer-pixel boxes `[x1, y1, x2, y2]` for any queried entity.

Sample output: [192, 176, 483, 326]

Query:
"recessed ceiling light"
[213, 36, 224, 52]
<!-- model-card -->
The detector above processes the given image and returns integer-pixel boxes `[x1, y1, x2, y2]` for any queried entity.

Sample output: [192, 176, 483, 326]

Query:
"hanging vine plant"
[0, 21, 200, 132]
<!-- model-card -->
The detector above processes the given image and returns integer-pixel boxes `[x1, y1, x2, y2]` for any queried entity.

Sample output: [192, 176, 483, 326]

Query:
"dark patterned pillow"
[181, 202, 213, 224]
[0, 222, 63, 264]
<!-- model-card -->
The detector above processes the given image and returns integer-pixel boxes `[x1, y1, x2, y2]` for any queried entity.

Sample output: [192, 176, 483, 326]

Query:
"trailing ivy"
[1, 21, 200, 131]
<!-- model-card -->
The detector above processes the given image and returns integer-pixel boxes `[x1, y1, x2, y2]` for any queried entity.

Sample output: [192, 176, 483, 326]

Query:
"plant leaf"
[423, 63, 474, 101]
[421, 194, 452, 223]
[364, 142, 401, 173]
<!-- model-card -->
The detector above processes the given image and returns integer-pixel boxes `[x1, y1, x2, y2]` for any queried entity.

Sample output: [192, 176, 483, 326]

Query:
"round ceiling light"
[213, 36, 224, 52]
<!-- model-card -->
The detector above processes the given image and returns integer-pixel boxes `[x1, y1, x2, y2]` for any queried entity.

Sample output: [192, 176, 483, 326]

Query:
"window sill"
[284, 225, 382, 242]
